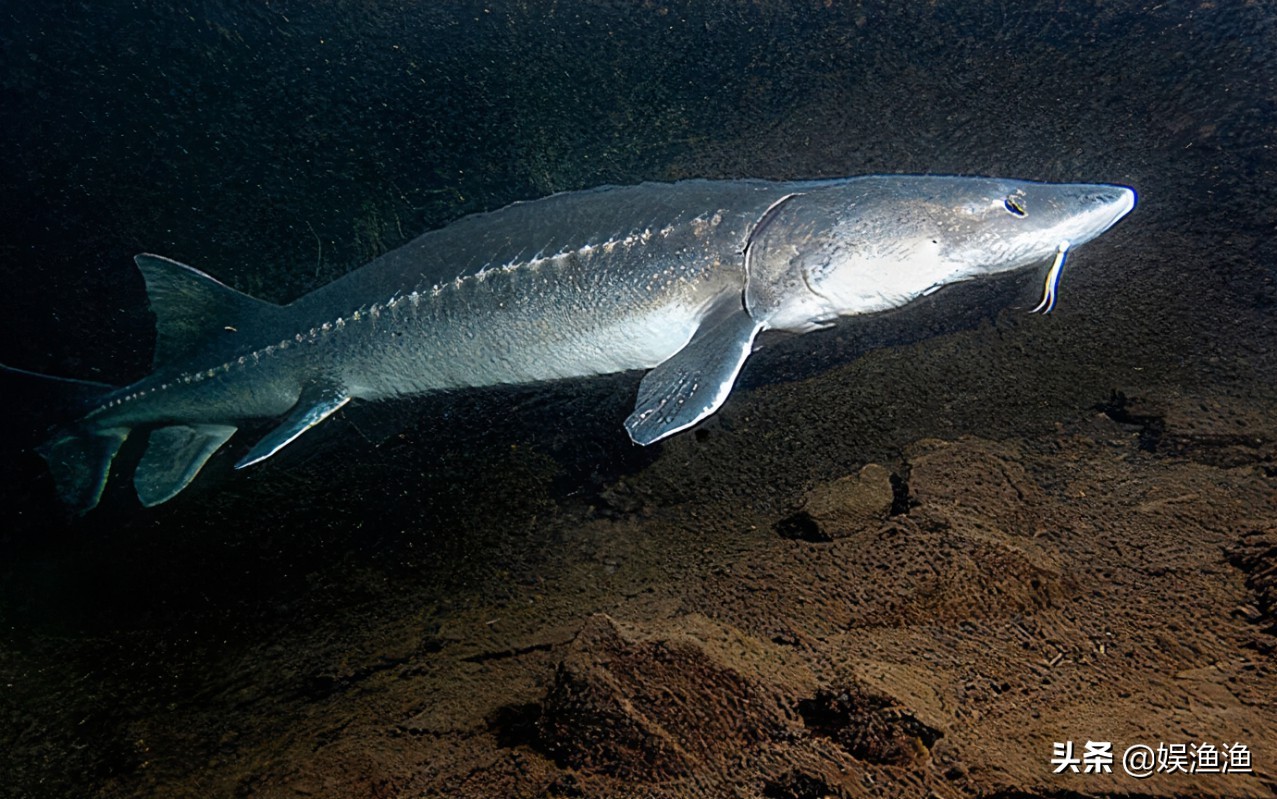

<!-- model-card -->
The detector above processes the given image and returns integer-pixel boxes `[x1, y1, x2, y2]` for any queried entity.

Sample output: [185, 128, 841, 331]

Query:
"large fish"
[7, 176, 1135, 512]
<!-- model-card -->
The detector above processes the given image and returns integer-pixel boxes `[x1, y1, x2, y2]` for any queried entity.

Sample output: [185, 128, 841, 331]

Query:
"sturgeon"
[9, 176, 1135, 512]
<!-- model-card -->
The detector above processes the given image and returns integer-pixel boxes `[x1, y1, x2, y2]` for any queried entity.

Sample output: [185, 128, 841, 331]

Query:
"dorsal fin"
[134, 254, 279, 368]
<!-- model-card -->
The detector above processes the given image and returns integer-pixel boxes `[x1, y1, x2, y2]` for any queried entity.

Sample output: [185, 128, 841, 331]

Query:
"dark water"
[1, 1, 1274, 795]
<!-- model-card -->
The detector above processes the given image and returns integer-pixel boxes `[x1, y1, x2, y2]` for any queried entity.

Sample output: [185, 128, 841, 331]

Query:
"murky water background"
[1, 2, 1274, 796]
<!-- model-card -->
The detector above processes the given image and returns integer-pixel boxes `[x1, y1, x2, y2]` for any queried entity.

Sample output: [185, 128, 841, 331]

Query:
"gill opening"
[743, 192, 803, 273]
[1030, 240, 1070, 314]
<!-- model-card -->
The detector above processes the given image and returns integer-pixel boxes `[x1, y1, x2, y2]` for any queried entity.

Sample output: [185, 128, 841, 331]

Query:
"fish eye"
[1003, 196, 1027, 217]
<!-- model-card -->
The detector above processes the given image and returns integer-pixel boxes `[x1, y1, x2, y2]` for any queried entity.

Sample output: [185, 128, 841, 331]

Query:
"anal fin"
[235, 383, 350, 469]
[625, 299, 762, 445]
[135, 424, 238, 507]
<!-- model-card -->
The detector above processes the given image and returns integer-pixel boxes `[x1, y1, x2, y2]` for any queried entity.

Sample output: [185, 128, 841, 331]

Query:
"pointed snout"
[1054, 183, 1137, 245]
[1082, 186, 1133, 233]
[1091, 184, 1137, 223]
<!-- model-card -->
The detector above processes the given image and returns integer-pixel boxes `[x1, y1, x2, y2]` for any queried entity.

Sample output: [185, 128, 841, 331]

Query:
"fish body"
[11, 176, 1136, 511]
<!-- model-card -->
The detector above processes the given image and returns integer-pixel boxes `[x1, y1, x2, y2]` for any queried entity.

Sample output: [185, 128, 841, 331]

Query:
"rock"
[796, 685, 943, 766]
[777, 463, 895, 541]
[532, 614, 794, 780]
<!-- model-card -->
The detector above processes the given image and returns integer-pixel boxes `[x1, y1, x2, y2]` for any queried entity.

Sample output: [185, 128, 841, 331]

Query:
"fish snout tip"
[1099, 185, 1137, 219]
[1114, 185, 1137, 213]
[1086, 184, 1137, 233]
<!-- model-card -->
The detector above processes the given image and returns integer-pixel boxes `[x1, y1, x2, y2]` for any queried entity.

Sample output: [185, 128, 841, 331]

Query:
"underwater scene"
[1, 1, 1274, 797]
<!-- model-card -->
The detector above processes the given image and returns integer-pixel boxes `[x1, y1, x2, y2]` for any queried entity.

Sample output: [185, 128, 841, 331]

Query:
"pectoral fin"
[135, 423, 238, 507]
[235, 383, 350, 469]
[625, 300, 762, 445]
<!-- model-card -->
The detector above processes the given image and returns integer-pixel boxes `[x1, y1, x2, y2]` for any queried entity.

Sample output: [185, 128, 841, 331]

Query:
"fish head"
[931, 178, 1137, 274]
[745, 176, 1136, 332]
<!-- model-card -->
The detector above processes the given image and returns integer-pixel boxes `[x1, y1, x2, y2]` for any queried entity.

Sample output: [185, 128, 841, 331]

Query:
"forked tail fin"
[5, 364, 245, 513]
[0, 364, 127, 514]
[37, 425, 130, 513]
[7, 254, 281, 512]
